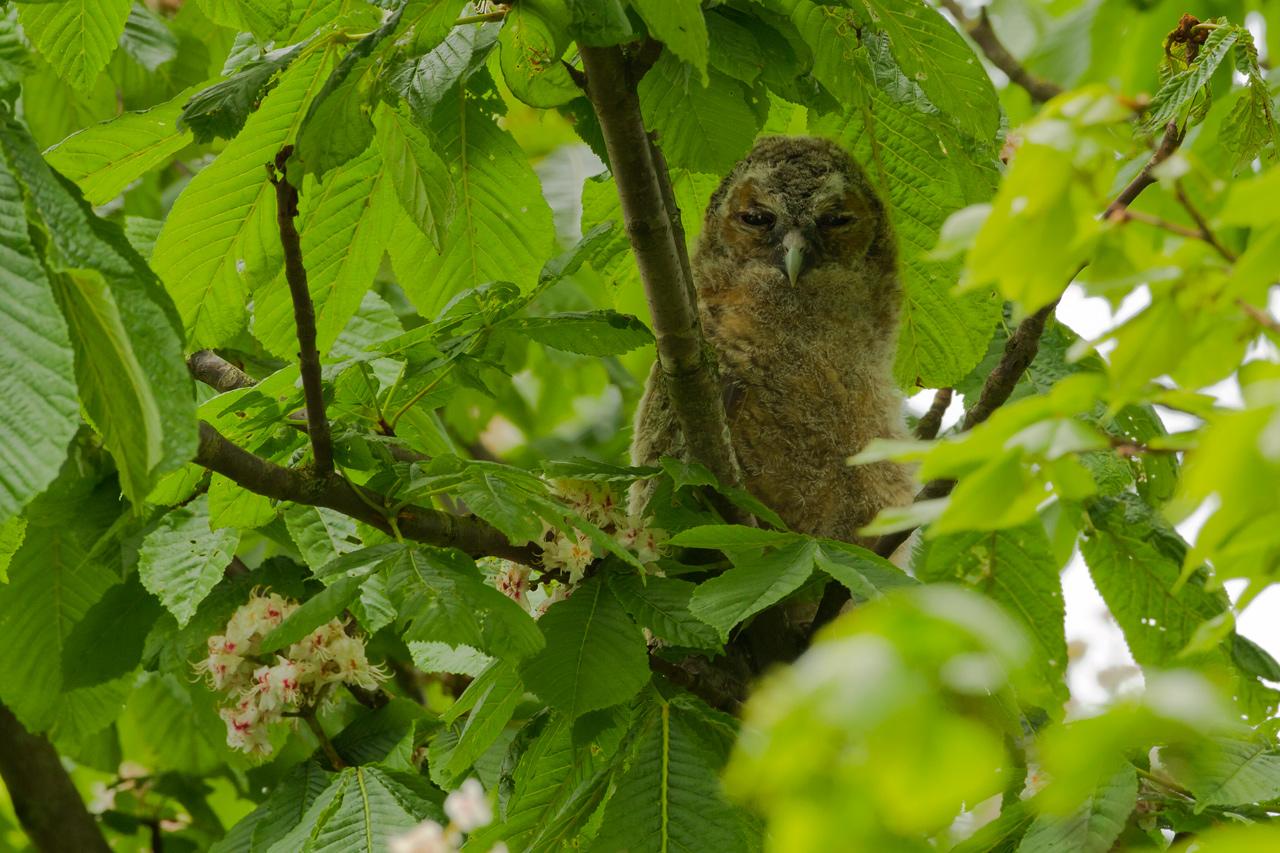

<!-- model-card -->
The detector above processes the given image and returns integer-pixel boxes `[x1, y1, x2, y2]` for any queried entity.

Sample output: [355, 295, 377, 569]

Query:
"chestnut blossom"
[444, 778, 493, 832]
[540, 531, 595, 583]
[494, 562, 530, 609]
[389, 819, 452, 853]
[614, 515, 668, 565]
[196, 589, 385, 757]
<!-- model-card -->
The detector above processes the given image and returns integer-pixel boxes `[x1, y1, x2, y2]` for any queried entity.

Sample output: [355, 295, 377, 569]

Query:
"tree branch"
[0, 703, 111, 853]
[1174, 181, 1238, 262]
[270, 147, 334, 475]
[578, 45, 742, 494]
[914, 388, 953, 440]
[938, 0, 1064, 103]
[195, 421, 538, 564]
[1103, 121, 1184, 219]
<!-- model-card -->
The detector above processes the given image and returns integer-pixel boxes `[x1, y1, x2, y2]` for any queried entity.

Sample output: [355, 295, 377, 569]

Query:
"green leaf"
[119, 2, 179, 72]
[373, 103, 454, 251]
[253, 146, 397, 358]
[498, 2, 580, 108]
[1, 117, 195, 505]
[590, 693, 755, 852]
[667, 524, 796, 549]
[178, 43, 303, 144]
[815, 540, 916, 600]
[15, 0, 132, 90]
[917, 525, 1069, 713]
[639, 53, 765, 174]
[1081, 495, 1229, 669]
[1143, 24, 1240, 132]
[859, 0, 1001, 141]
[452, 468, 547, 545]
[119, 672, 222, 775]
[520, 576, 650, 719]
[810, 64, 1000, 388]
[1168, 735, 1280, 811]
[154, 49, 332, 347]
[138, 495, 241, 628]
[1016, 764, 1137, 853]
[392, 83, 555, 316]
[435, 660, 523, 784]
[61, 575, 163, 690]
[383, 545, 544, 660]
[606, 569, 722, 650]
[0, 460, 132, 737]
[44, 83, 199, 206]
[689, 539, 818, 640]
[392, 19, 498, 121]
[511, 310, 654, 356]
[283, 503, 361, 569]
[195, 0, 291, 40]
[245, 762, 336, 852]
[632, 0, 709, 83]
[259, 573, 366, 655]
[565, 0, 633, 46]
[264, 766, 441, 853]
[0, 515, 24, 583]
[0, 146, 78, 524]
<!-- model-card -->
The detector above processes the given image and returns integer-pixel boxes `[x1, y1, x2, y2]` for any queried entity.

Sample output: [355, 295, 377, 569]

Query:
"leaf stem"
[299, 707, 346, 770]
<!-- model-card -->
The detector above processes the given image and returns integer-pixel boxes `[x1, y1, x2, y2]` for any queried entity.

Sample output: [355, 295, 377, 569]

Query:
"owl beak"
[782, 230, 807, 286]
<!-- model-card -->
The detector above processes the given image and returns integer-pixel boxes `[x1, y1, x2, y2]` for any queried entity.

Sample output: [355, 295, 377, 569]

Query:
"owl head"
[698, 136, 892, 290]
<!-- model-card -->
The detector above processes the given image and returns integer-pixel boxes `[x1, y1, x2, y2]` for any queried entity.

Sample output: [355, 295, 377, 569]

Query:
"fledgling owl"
[631, 136, 914, 544]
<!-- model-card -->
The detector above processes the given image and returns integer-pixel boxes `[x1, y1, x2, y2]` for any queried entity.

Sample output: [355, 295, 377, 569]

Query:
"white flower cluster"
[535, 479, 668, 584]
[389, 778, 505, 853]
[194, 588, 385, 756]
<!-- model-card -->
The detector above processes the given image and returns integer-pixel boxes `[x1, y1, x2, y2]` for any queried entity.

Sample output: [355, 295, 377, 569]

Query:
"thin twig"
[1237, 298, 1280, 338]
[914, 388, 953, 440]
[299, 709, 346, 770]
[1108, 208, 1204, 240]
[1103, 122, 1184, 219]
[454, 10, 506, 25]
[270, 147, 334, 475]
[1174, 181, 1238, 261]
[938, 0, 1063, 103]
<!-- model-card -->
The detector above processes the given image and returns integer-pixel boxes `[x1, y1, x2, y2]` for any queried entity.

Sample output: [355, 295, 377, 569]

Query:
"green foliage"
[3, 1, 1280, 850]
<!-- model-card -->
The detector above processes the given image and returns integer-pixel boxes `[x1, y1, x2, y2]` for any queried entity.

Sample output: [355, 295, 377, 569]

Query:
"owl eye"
[817, 212, 854, 228]
[738, 210, 776, 228]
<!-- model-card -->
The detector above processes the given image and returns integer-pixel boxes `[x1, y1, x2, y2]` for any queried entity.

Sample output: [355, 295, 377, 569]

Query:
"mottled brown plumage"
[631, 136, 913, 543]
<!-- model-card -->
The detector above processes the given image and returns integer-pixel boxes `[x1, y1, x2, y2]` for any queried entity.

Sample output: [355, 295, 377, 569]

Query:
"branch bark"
[0, 703, 111, 853]
[938, 1, 1064, 103]
[271, 147, 334, 475]
[578, 45, 742, 493]
[914, 388, 953, 441]
[196, 421, 538, 564]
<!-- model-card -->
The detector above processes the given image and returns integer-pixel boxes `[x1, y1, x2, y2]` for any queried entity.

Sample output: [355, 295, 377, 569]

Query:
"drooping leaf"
[258, 573, 368, 655]
[498, 1, 579, 108]
[373, 103, 454, 250]
[0, 145, 78, 524]
[631, 0, 709, 83]
[1143, 23, 1240, 132]
[119, 2, 179, 72]
[137, 494, 241, 628]
[391, 19, 499, 122]
[178, 43, 303, 144]
[520, 576, 650, 719]
[283, 503, 361, 569]
[15, 0, 132, 91]
[606, 569, 722, 650]
[433, 660, 524, 785]
[1165, 735, 1280, 811]
[1, 117, 195, 505]
[195, 0, 291, 40]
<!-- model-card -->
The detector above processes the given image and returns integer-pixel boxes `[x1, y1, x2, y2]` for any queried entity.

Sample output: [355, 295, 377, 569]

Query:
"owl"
[630, 136, 914, 544]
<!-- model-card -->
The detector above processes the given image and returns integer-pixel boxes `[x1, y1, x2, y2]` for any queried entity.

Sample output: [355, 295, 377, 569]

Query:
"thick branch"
[271, 147, 334, 475]
[914, 388, 953, 440]
[196, 421, 538, 564]
[578, 45, 742, 492]
[939, 1, 1063, 103]
[0, 703, 110, 853]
